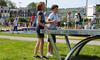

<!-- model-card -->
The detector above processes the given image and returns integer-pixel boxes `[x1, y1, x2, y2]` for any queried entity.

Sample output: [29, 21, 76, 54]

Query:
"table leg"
[65, 35, 100, 60]
[65, 36, 71, 50]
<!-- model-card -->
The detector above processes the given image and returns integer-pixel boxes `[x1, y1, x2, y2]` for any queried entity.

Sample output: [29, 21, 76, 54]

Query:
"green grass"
[0, 38, 100, 60]
[0, 32, 37, 37]
[0, 32, 86, 40]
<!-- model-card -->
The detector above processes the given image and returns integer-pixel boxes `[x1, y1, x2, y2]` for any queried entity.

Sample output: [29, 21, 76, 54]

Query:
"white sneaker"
[46, 53, 53, 57]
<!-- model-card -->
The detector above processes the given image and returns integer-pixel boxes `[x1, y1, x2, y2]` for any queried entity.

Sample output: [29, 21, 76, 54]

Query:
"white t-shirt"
[74, 13, 79, 22]
[67, 14, 73, 22]
[48, 12, 60, 29]
[14, 18, 18, 26]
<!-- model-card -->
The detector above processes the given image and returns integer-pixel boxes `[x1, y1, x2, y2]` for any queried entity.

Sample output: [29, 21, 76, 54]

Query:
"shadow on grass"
[71, 55, 100, 60]
[60, 54, 100, 60]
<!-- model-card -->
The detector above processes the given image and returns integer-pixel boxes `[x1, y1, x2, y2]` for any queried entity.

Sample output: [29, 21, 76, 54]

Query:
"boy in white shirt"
[12, 17, 19, 34]
[46, 5, 60, 57]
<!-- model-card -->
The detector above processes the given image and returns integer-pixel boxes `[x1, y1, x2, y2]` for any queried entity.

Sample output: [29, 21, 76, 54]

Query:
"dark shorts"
[47, 28, 57, 43]
[48, 34, 56, 43]
[67, 22, 72, 27]
[76, 22, 80, 25]
[13, 26, 18, 31]
[76, 21, 82, 26]
[36, 27, 44, 38]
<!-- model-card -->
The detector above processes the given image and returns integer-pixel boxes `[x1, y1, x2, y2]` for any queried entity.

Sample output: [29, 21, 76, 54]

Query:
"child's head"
[37, 2, 45, 11]
[51, 5, 59, 13]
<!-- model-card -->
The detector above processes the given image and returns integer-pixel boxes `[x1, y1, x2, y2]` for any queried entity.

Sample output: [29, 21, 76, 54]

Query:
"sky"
[10, 0, 100, 8]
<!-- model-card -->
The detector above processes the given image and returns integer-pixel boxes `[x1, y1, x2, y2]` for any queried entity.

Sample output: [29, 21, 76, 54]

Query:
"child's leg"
[40, 38, 44, 56]
[12, 27, 14, 33]
[47, 42, 50, 53]
[50, 35, 56, 54]
[48, 35, 56, 54]
[34, 38, 41, 55]
[15, 26, 18, 33]
[47, 42, 52, 53]
[49, 42, 53, 54]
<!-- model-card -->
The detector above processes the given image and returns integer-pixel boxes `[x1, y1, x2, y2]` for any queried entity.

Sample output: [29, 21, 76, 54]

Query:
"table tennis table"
[41, 29, 100, 60]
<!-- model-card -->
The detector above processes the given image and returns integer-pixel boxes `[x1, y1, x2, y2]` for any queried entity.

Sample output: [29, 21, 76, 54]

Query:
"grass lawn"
[0, 32, 86, 40]
[0, 32, 37, 37]
[0, 38, 100, 60]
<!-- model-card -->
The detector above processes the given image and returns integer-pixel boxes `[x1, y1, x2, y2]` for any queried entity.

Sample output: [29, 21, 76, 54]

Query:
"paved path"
[0, 35, 100, 46]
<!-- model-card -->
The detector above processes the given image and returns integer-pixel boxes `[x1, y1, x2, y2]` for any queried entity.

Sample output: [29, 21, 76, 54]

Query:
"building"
[10, 9, 18, 17]
[18, 8, 29, 17]
[86, 5, 96, 19]
[85, 4, 100, 19]
[0, 6, 10, 18]
[10, 7, 36, 18]
[10, 8, 30, 18]
[0, 6, 36, 18]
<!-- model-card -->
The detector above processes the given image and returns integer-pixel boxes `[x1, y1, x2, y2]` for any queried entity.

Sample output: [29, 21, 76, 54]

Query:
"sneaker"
[33, 55, 40, 58]
[40, 56, 48, 59]
[46, 53, 53, 57]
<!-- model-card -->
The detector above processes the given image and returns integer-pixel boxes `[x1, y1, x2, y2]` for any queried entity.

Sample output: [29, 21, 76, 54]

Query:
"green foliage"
[63, 16, 67, 21]
[26, 17, 31, 21]
[0, 23, 2, 25]
[0, 0, 7, 6]
[96, 5, 100, 12]
[6, 0, 16, 8]
[6, 17, 14, 22]
[27, 2, 37, 9]
[0, 0, 16, 8]
[60, 16, 67, 27]
[83, 18, 89, 22]
[19, 18, 28, 23]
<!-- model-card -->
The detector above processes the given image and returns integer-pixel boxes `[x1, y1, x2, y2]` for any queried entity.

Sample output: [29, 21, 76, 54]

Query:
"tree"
[6, 0, 16, 8]
[27, 2, 37, 9]
[0, 0, 7, 6]
[0, 0, 16, 8]
[96, 5, 100, 12]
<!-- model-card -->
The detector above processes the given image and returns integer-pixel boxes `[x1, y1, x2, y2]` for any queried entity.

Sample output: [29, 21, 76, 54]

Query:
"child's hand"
[44, 25, 48, 29]
[53, 21, 59, 26]
[53, 20, 57, 23]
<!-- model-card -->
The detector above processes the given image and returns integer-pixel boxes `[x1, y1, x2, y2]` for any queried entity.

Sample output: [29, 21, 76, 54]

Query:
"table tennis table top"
[41, 29, 100, 36]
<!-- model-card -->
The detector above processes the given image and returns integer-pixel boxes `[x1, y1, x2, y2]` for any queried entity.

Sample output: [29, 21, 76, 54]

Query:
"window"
[1, 10, 3, 13]
[5, 10, 7, 13]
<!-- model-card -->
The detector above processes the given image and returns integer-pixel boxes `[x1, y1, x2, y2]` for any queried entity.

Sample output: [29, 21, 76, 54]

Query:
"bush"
[60, 16, 67, 27]
[0, 23, 2, 25]
[19, 18, 28, 23]
[6, 17, 14, 22]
